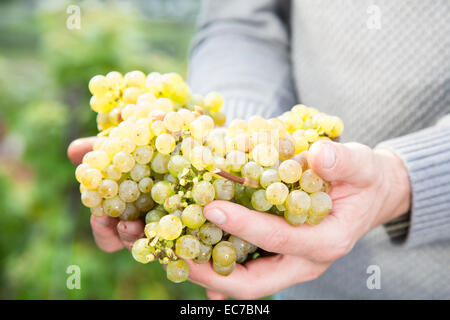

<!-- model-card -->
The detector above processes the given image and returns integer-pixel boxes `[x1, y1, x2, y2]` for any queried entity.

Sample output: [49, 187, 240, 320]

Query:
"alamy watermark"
[366, 265, 381, 290]
[66, 265, 81, 290]
[66, 5, 81, 30]
[366, 5, 382, 30]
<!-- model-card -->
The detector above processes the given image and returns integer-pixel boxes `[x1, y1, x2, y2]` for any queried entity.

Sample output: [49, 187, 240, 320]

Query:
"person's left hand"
[186, 140, 411, 300]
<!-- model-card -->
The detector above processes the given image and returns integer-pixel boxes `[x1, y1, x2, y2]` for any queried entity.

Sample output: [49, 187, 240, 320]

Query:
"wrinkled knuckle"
[328, 236, 353, 261]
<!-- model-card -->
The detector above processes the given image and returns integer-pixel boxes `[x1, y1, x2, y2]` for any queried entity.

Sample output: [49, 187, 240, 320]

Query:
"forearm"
[188, 0, 297, 121]
[377, 115, 450, 247]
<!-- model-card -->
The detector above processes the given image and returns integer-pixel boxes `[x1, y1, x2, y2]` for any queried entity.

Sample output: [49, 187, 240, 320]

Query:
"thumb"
[206, 289, 227, 300]
[307, 140, 375, 186]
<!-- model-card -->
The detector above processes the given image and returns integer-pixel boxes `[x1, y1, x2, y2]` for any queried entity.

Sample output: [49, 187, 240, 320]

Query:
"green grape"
[121, 202, 140, 221]
[226, 150, 248, 172]
[204, 92, 223, 113]
[79, 168, 102, 190]
[186, 228, 200, 238]
[131, 238, 155, 264]
[113, 152, 135, 173]
[124, 70, 146, 88]
[251, 189, 272, 212]
[89, 75, 110, 96]
[163, 194, 182, 213]
[193, 242, 212, 264]
[306, 215, 324, 225]
[133, 146, 154, 165]
[103, 164, 122, 181]
[130, 164, 150, 182]
[192, 181, 215, 206]
[119, 180, 140, 202]
[164, 111, 184, 132]
[309, 191, 332, 217]
[265, 182, 289, 205]
[259, 168, 280, 189]
[213, 261, 236, 276]
[166, 260, 189, 283]
[241, 161, 263, 182]
[138, 177, 154, 193]
[81, 190, 101, 208]
[291, 153, 309, 172]
[212, 241, 237, 267]
[151, 181, 174, 204]
[167, 155, 190, 178]
[157, 215, 183, 240]
[278, 136, 296, 161]
[103, 196, 126, 217]
[176, 235, 201, 259]
[145, 209, 166, 223]
[252, 144, 278, 167]
[284, 211, 308, 225]
[151, 152, 170, 174]
[164, 173, 178, 184]
[98, 179, 118, 199]
[190, 146, 213, 170]
[285, 190, 311, 215]
[135, 193, 154, 212]
[199, 222, 223, 245]
[278, 159, 302, 184]
[155, 133, 176, 155]
[228, 235, 250, 264]
[144, 222, 159, 238]
[213, 178, 235, 200]
[300, 169, 324, 193]
[82, 150, 110, 171]
[181, 204, 206, 229]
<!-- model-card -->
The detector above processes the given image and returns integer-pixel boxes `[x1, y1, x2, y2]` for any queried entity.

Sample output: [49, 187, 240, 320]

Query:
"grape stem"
[212, 169, 259, 188]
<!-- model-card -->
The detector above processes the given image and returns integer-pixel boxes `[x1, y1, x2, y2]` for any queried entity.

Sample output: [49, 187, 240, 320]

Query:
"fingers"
[308, 140, 375, 187]
[90, 215, 123, 253]
[67, 137, 97, 165]
[206, 289, 227, 300]
[187, 255, 324, 299]
[117, 219, 145, 250]
[90, 215, 145, 252]
[203, 201, 345, 260]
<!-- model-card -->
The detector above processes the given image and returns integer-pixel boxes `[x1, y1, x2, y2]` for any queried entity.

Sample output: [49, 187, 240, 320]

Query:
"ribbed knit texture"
[188, 0, 450, 299]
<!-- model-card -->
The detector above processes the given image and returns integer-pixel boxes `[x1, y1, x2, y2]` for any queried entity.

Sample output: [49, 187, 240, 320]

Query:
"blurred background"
[0, 0, 208, 299]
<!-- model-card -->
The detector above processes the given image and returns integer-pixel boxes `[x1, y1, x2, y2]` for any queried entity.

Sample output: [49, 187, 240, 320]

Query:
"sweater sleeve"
[187, 0, 297, 122]
[377, 114, 450, 248]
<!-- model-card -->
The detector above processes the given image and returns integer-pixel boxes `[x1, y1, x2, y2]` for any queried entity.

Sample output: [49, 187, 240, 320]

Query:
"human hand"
[187, 140, 411, 300]
[68, 137, 145, 252]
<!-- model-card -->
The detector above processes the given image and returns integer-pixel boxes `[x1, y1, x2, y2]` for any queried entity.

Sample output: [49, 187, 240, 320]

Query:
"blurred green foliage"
[0, 0, 207, 299]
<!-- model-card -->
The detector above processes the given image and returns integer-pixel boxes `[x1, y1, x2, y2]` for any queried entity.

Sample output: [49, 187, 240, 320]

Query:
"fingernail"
[205, 208, 227, 225]
[322, 144, 336, 169]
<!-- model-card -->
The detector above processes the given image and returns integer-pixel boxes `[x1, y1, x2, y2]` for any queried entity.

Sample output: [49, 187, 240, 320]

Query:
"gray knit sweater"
[188, 0, 450, 299]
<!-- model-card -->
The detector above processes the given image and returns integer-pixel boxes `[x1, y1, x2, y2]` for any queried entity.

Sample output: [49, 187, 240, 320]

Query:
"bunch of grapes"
[75, 70, 344, 283]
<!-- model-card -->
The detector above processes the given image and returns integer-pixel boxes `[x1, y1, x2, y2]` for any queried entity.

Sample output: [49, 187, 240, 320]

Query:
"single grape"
[278, 136, 296, 161]
[131, 238, 154, 264]
[157, 215, 183, 240]
[144, 222, 159, 238]
[291, 153, 309, 172]
[285, 190, 311, 215]
[119, 180, 140, 202]
[133, 146, 154, 164]
[103, 196, 126, 217]
[265, 182, 289, 205]
[300, 169, 324, 193]
[252, 144, 279, 167]
[137, 177, 153, 193]
[124, 70, 146, 88]
[145, 209, 166, 223]
[164, 111, 184, 132]
[213, 178, 235, 200]
[309, 191, 332, 217]
[228, 235, 250, 263]
[81, 190, 101, 208]
[83, 150, 110, 171]
[135, 193, 154, 212]
[241, 161, 263, 182]
[213, 261, 236, 276]
[79, 168, 102, 190]
[212, 241, 237, 267]
[199, 222, 223, 245]
[113, 152, 135, 173]
[167, 155, 191, 178]
[176, 235, 201, 259]
[193, 242, 212, 264]
[278, 159, 302, 184]
[192, 181, 215, 206]
[98, 179, 118, 199]
[89, 75, 110, 96]
[130, 164, 150, 182]
[259, 168, 281, 189]
[75, 163, 90, 183]
[163, 194, 182, 213]
[190, 146, 213, 170]
[251, 189, 273, 212]
[166, 260, 189, 283]
[155, 133, 176, 154]
[226, 150, 248, 172]
[151, 152, 170, 174]
[284, 211, 308, 226]
[204, 92, 223, 112]
[181, 204, 206, 229]
[151, 181, 174, 204]
[121, 202, 140, 221]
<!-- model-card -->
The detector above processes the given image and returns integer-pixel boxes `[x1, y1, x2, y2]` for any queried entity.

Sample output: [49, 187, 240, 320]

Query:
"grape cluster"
[75, 70, 343, 283]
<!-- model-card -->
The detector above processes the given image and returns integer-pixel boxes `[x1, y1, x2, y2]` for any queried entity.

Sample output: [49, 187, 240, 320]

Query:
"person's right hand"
[67, 137, 145, 252]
